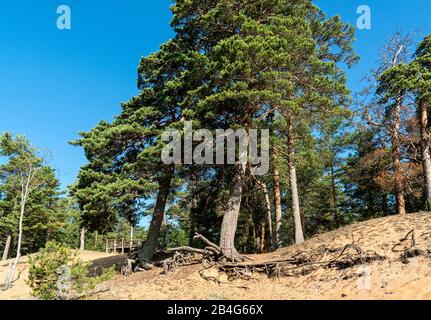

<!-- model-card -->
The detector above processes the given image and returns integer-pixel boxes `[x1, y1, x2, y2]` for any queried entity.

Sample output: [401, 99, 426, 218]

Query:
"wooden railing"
[105, 238, 143, 253]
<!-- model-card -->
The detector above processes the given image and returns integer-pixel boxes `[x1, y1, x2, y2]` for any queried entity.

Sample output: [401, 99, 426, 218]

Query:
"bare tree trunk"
[260, 222, 266, 253]
[138, 166, 173, 261]
[391, 98, 406, 215]
[255, 179, 273, 249]
[2, 235, 11, 261]
[272, 167, 282, 248]
[95, 231, 98, 247]
[4, 182, 28, 289]
[329, 160, 341, 225]
[252, 227, 258, 253]
[286, 114, 305, 244]
[329, 157, 342, 227]
[188, 220, 195, 247]
[219, 163, 246, 262]
[129, 226, 134, 251]
[80, 228, 86, 251]
[420, 99, 431, 209]
[188, 174, 198, 247]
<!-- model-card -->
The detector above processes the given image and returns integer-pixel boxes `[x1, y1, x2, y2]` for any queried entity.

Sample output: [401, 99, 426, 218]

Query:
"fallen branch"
[166, 246, 206, 255]
[392, 229, 415, 252]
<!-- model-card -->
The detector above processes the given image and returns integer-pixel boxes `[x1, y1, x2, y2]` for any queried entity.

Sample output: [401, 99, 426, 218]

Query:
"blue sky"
[1, 0, 430, 190]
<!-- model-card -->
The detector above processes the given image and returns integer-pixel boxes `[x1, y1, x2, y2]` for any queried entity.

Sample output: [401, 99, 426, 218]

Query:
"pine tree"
[342, 127, 394, 219]
[412, 34, 431, 209]
[172, 0, 356, 255]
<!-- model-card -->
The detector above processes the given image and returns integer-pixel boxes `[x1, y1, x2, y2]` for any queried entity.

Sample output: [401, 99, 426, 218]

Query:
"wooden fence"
[105, 238, 143, 253]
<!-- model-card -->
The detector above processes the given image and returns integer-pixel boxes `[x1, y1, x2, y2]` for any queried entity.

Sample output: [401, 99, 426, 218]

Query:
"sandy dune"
[90, 212, 431, 300]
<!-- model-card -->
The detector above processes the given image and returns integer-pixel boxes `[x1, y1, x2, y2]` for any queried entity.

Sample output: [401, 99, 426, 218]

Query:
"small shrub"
[27, 241, 115, 300]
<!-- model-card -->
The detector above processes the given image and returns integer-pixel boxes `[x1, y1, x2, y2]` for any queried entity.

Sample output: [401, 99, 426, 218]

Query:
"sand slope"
[90, 212, 431, 300]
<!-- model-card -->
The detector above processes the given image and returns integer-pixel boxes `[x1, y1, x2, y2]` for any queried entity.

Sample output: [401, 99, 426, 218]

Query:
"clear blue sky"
[1, 0, 430, 190]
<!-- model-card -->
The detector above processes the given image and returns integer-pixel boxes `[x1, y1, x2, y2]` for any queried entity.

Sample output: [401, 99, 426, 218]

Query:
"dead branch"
[392, 229, 415, 252]
[166, 246, 206, 254]
[193, 233, 221, 252]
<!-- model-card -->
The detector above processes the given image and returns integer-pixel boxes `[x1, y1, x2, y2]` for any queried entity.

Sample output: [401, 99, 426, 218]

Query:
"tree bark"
[419, 99, 431, 209]
[219, 163, 246, 262]
[391, 97, 406, 215]
[138, 166, 173, 261]
[286, 114, 305, 244]
[272, 167, 282, 248]
[2, 235, 11, 261]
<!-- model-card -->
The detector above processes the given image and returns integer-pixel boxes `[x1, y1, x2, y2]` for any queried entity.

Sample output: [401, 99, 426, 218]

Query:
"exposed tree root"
[122, 233, 388, 282]
[392, 229, 416, 252]
[156, 234, 388, 281]
[392, 229, 428, 264]
[212, 243, 386, 280]
[399, 248, 425, 264]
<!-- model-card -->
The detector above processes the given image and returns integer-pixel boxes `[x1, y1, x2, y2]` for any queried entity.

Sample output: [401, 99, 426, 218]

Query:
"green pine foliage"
[27, 241, 115, 300]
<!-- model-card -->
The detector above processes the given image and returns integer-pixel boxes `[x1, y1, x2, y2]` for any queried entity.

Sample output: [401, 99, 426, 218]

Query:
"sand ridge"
[90, 212, 431, 300]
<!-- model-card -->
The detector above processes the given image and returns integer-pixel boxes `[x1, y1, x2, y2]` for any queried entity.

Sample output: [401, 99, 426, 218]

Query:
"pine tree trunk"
[391, 98, 406, 215]
[188, 222, 195, 247]
[419, 99, 431, 209]
[286, 114, 305, 244]
[95, 231, 98, 247]
[80, 228, 86, 250]
[256, 180, 273, 249]
[272, 167, 282, 248]
[188, 174, 198, 247]
[260, 222, 266, 253]
[330, 160, 341, 225]
[129, 226, 134, 251]
[219, 163, 246, 262]
[252, 226, 258, 253]
[2, 235, 11, 261]
[138, 166, 173, 261]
